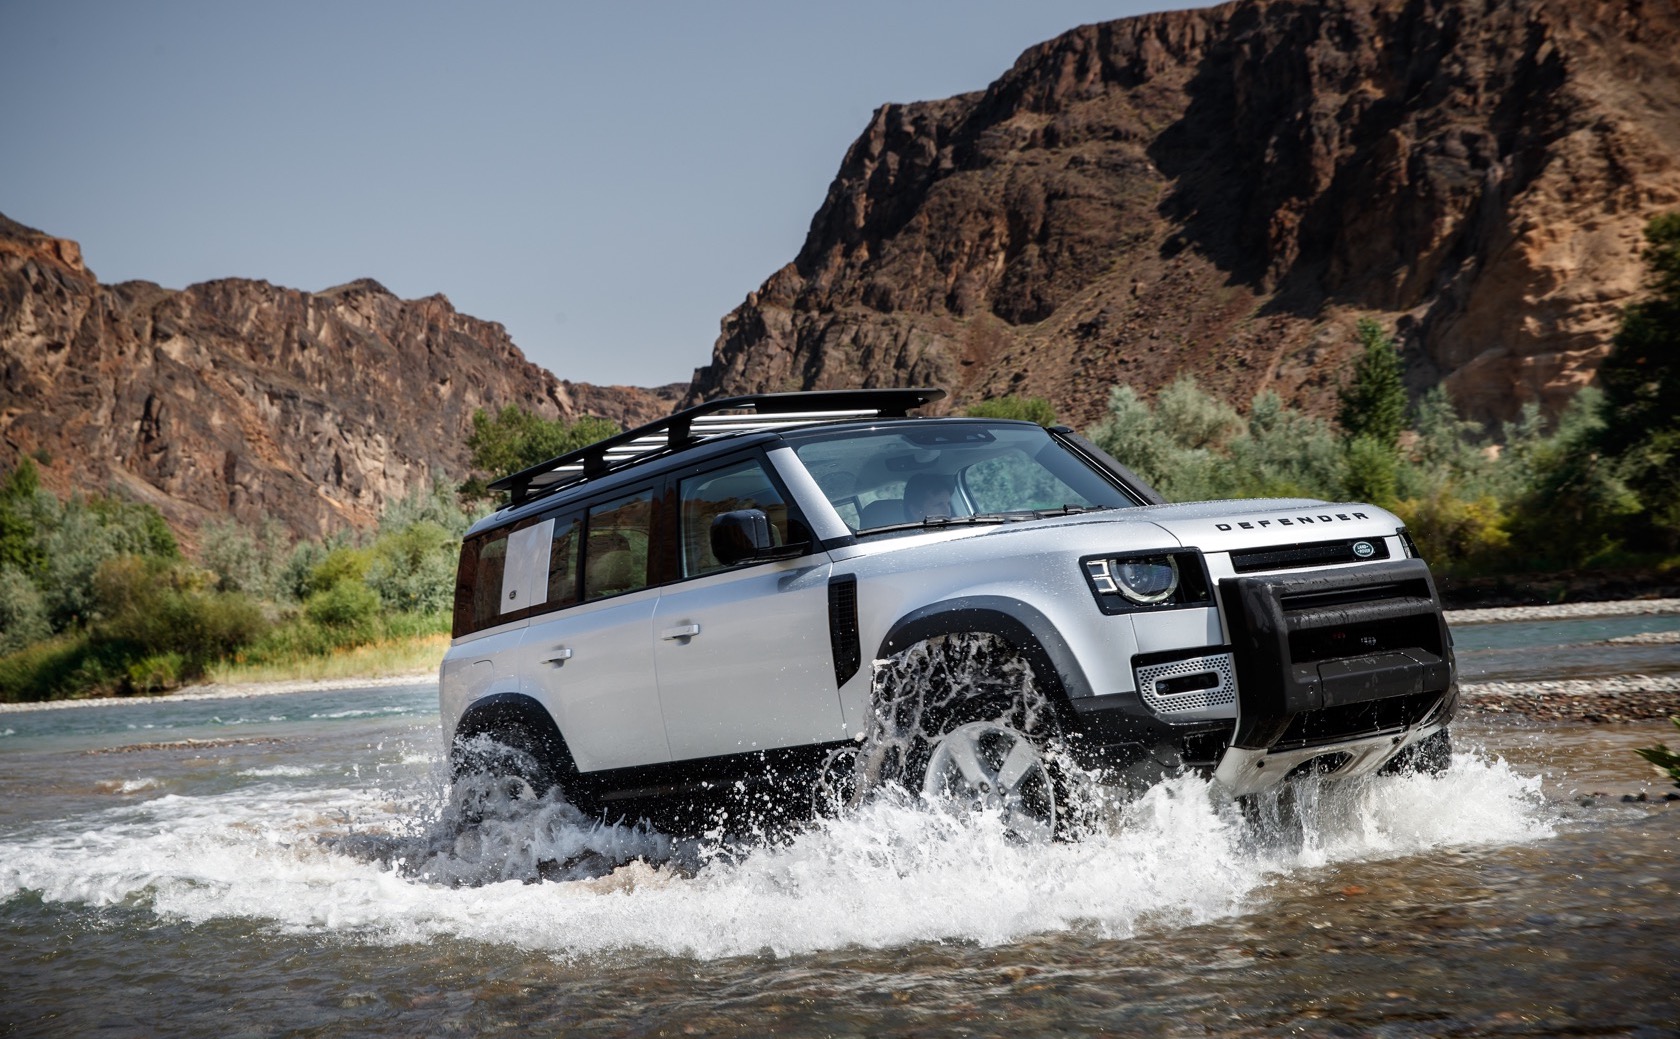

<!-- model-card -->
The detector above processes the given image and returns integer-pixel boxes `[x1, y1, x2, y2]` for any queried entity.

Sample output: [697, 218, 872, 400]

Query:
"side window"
[452, 530, 509, 637]
[679, 457, 797, 578]
[546, 511, 582, 610]
[584, 490, 653, 601]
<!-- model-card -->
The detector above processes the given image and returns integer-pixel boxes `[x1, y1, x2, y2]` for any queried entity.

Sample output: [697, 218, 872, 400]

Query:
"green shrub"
[463, 406, 620, 499]
[965, 396, 1059, 426]
[0, 633, 133, 702]
[0, 564, 51, 655]
[1391, 492, 1511, 572]
[199, 516, 292, 599]
[303, 546, 372, 599]
[88, 556, 267, 684]
[1219, 392, 1344, 500]
[304, 579, 381, 646]
[365, 520, 457, 613]
[126, 652, 184, 693]
[1338, 318, 1408, 450]
[1636, 717, 1680, 789]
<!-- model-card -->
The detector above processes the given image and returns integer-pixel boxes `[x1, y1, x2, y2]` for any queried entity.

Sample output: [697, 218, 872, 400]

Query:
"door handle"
[543, 647, 573, 666]
[660, 623, 702, 641]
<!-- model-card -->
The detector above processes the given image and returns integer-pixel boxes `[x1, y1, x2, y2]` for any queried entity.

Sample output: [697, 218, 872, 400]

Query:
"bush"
[1636, 717, 1680, 790]
[302, 546, 372, 599]
[0, 564, 51, 656]
[1338, 318, 1407, 450]
[1220, 392, 1344, 500]
[463, 406, 620, 500]
[365, 520, 457, 613]
[965, 396, 1059, 426]
[1391, 492, 1511, 572]
[126, 652, 184, 693]
[0, 632, 141, 702]
[92, 557, 268, 680]
[199, 517, 291, 599]
[304, 579, 381, 646]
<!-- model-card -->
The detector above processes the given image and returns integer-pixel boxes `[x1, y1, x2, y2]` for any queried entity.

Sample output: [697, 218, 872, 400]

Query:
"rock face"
[0, 215, 681, 541]
[687, 0, 1680, 427]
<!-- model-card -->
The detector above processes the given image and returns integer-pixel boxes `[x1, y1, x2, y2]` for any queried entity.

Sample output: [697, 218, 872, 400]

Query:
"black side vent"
[1229, 537, 1391, 574]
[828, 575, 861, 688]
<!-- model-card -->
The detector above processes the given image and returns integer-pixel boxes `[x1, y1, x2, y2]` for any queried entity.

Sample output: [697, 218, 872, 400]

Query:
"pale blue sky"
[3, 1, 1187, 388]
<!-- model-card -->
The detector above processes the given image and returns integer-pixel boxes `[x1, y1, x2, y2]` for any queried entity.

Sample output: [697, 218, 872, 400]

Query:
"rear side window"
[584, 490, 653, 601]
[547, 512, 582, 609]
[453, 530, 509, 637]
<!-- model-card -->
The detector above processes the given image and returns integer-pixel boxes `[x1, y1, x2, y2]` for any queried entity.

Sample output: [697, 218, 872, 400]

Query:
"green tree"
[1338, 319, 1408, 450]
[461, 406, 619, 498]
[1596, 212, 1680, 548]
[965, 396, 1059, 426]
[1503, 388, 1639, 566]
[0, 458, 48, 578]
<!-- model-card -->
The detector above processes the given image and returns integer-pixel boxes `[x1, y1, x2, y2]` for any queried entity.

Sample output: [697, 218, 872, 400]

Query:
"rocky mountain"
[0, 214, 680, 541]
[687, 0, 1680, 428]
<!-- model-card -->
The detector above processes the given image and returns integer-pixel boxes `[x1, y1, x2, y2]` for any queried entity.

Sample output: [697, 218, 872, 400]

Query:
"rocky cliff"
[687, 0, 1680, 427]
[0, 215, 680, 541]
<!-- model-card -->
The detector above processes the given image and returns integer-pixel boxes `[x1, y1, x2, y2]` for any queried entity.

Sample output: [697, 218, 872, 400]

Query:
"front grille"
[1230, 537, 1391, 574]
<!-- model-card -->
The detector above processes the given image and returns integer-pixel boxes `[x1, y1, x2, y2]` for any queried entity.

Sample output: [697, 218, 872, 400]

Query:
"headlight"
[1083, 551, 1209, 613]
[1114, 556, 1179, 604]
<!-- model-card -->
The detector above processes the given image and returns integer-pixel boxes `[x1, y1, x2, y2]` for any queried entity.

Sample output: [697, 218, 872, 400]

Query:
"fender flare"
[451, 692, 580, 782]
[876, 595, 1095, 709]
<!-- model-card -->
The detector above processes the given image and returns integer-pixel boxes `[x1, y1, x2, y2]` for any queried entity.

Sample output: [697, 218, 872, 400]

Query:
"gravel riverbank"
[1443, 598, 1680, 625]
[1459, 676, 1680, 723]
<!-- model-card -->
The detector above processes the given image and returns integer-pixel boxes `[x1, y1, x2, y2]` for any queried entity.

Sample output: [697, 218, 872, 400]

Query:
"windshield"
[789, 422, 1139, 532]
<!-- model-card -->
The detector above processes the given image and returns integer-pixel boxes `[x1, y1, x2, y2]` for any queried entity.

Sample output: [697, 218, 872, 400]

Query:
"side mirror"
[711, 509, 811, 566]
[711, 509, 774, 566]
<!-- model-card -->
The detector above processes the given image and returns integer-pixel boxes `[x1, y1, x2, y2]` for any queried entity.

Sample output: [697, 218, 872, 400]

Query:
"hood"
[1126, 498, 1404, 552]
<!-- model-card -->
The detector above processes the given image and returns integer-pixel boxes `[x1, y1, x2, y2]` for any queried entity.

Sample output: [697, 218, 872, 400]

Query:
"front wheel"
[920, 721, 1058, 843]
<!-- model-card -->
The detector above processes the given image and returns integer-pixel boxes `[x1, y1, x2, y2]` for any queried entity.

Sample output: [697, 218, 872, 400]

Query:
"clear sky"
[2, 1, 1187, 389]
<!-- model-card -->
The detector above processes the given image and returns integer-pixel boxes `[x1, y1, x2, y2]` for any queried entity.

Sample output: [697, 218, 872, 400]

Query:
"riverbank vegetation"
[1, 215, 1674, 702]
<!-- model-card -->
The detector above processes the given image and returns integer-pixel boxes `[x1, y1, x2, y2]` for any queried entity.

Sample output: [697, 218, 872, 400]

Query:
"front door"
[652, 455, 843, 762]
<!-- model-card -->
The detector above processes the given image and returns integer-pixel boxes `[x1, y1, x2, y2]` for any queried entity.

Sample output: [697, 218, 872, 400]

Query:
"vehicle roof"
[467, 389, 953, 536]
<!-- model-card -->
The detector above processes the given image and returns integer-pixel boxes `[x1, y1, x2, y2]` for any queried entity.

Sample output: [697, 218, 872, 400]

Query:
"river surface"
[2, 617, 1677, 1038]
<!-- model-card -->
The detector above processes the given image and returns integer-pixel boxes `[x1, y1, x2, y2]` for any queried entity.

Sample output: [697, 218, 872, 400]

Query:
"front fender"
[877, 595, 1095, 707]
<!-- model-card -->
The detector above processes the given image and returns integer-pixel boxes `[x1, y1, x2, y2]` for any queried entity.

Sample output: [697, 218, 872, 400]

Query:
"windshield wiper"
[858, 514, 1015, 536]
[856, 505, 1116, 537]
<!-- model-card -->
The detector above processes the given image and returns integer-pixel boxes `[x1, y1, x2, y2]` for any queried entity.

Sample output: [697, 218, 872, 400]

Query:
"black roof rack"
[488, 387, 946, 507]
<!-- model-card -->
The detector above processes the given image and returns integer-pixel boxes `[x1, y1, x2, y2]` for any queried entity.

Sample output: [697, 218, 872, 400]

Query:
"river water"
[2, 617, 1677, 1037]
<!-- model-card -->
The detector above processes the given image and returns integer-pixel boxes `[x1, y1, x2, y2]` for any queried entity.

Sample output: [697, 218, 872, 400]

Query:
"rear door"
[519, 488, 670, 773]
[651, 453, 842, 761]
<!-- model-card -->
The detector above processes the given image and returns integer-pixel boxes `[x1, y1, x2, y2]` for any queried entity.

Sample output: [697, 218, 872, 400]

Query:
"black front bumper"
[1219, 558, 1457, 755]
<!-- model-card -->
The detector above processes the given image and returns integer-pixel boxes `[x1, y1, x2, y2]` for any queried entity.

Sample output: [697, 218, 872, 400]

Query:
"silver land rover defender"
[441, 389, 1455, 835]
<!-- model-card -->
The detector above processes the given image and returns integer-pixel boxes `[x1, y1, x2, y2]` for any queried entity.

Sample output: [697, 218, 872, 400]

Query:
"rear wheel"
[449, 726, 575, 822]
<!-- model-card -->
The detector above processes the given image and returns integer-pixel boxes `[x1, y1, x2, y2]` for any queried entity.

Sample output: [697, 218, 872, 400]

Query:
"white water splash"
[0, 748, 1552, 961]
